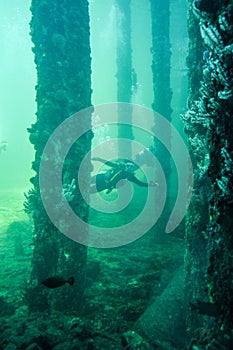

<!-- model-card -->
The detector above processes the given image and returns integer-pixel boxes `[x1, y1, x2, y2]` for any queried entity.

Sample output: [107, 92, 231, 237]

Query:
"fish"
[190, 299, 221, 317]
[41, 276, 74, 289]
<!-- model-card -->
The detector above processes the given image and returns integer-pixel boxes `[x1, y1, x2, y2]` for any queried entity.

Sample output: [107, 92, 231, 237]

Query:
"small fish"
[190, 299, 221, 317]
[41, 276, 74, 289]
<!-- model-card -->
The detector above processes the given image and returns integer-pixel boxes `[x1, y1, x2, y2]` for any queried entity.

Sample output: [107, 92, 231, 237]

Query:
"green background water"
[0, 1, 191, 348]
[0, 0, 187, 193]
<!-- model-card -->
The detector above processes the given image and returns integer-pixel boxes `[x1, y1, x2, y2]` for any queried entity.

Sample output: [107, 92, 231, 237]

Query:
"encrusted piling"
[184, 0, 233, 345]
[27, 0, 93, 312]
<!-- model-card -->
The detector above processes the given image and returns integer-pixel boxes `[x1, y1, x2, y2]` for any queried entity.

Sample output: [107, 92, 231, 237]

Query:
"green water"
[0, 0, 189, 348]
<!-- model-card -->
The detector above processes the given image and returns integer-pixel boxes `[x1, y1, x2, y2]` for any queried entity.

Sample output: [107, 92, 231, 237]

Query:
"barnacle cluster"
[62, 178, 76, 202]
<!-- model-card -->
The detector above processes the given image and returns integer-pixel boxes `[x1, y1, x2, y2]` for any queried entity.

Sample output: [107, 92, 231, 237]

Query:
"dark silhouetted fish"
[190, 299, 221, 317]
[41, 276, 74, 289]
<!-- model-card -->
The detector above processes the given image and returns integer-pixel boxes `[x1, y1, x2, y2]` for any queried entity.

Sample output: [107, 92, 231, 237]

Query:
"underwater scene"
[0, 0, 233, 349]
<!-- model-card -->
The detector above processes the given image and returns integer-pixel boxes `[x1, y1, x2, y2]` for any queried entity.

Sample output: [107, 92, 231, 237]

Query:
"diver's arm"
[91, 157, 118, 168]
[129, 175, 149, 187]
[128, 174, 158, 187]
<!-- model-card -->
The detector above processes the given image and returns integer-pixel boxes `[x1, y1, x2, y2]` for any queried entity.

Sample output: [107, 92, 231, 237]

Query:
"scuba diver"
[91, 153, 158, 194]
[0, 141, 7, 154]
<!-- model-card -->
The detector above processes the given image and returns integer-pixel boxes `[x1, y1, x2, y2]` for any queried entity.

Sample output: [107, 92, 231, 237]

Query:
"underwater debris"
[41, 276, 75, 289]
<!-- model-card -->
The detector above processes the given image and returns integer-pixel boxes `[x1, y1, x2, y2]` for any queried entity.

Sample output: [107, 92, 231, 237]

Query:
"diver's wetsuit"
[91, 157, 154, 193]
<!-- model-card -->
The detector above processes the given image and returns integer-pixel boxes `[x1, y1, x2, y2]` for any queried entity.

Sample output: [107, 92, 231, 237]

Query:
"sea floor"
[0, 189, 185, 349]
